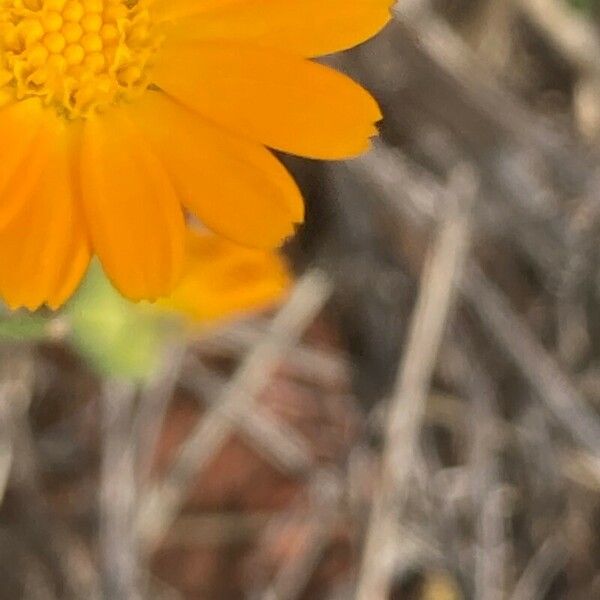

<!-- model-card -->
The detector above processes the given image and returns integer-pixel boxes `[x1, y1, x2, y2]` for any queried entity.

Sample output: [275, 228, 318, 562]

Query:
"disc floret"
[0, 0, 160, 117]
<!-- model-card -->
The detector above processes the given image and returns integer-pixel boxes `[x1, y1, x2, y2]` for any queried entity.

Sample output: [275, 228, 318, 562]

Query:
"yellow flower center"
[0, 0, 160, 117]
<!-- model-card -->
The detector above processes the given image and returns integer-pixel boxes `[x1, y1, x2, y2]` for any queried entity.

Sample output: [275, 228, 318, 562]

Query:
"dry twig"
[99, 380, 141, 600]
[137, 270, 332, 552]
[356, 166, 476, 599]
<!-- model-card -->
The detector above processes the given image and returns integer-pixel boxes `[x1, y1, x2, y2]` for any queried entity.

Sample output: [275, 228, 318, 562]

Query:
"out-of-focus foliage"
[567, 0, 597, 14]
[0, 312, 51, 341]
[66, 262, 173, 381]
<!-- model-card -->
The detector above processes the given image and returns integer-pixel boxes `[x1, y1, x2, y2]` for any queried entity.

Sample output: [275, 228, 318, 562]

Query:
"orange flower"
[159, 228, 290, 324]
[0, 0, 391, 310]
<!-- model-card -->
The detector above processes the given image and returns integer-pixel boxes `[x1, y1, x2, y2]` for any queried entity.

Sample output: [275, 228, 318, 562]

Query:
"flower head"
[0, 0, 392, 310]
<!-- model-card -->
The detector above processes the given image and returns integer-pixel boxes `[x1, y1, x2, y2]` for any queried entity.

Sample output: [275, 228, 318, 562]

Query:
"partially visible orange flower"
[159, 228, 290, 324]
[0, 0, 392, 310]
[62, 229, 287, 379]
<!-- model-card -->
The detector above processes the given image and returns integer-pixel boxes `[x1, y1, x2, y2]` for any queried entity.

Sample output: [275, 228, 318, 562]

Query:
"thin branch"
[509, 535, 567, 600]
[462, 265, 600, 466]
[352, 141, 600, 471]
[137, 270, 332, 552]
[2, 350, 101, 600]
[134, 342, 188, 487]
[195, 320, 349, 391]
[0, 385, 14, 504]
[260, 471, 342, 600]
[356, 167, 476, 599]
[515, 0, 600, 79]
[460, 346, 507, 600]
[99, 380, 142, 600]
[181, 356, 313, 475]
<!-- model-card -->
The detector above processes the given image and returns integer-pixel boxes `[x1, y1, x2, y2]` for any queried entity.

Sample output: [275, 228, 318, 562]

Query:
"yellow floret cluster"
[0, 0, 159, 117]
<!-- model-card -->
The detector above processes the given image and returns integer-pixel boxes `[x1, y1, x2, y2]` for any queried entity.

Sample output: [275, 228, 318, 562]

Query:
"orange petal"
[164, 0, 393, 58]
[0, 107, 90, 310]
[125, 92, 303, 248]
[151, 40, 381, 159]
[80, 109, 185, 301]
[0, 99, 46, 229]
[159, 229, 290, 323]
[48, 224, 92, 310]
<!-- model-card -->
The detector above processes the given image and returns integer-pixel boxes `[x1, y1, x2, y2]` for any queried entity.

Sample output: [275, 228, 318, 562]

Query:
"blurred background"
[2, 0, 600, 598]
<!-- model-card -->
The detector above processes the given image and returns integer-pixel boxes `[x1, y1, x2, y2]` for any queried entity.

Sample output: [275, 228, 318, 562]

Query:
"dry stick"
[389, 0, 589, 281]
[509, 535, 567, 600]
[1, 351, 101, 600]
[196, 321, 349, 391]
[462, 266, 600, 466]
[515, 0, 600, 78]
[181, 357, 313, 475]
[137, 269, 332, 553]
[352, 143, 600, 470]
[0, 384, 14, 504]
[354, 140, 559, 283]
[165, 512, 270, 547]
[515, 0, 600, 139]
[463, 0, 513, 68]
[393, 0, 543, 144]
[356, 167, 476, 600]
[261, 470, 342, 600]
[134, 342, 188, 487]
[461, 348, 507, 600]
[393, 0, 578, 163]
[99, 379, 142, 600]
